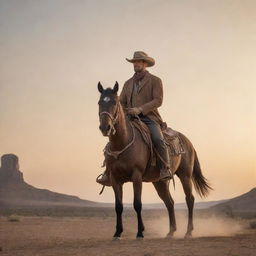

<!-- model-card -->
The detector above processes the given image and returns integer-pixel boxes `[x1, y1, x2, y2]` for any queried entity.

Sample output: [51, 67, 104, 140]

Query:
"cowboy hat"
[126, 51, 155, 67]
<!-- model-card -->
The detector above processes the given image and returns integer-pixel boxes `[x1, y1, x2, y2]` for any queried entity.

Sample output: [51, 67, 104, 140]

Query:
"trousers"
[138, 113, 170, 170]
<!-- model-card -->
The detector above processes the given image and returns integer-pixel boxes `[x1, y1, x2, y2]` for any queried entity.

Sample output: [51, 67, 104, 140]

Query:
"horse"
[97, 81, 213, 239]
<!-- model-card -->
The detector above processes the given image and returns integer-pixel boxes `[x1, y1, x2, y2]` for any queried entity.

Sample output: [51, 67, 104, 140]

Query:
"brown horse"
[97, 81, 213, 239]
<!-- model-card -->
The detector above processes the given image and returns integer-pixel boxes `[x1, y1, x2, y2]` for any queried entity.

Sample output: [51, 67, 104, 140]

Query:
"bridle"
[99, 100, 136, 159]
[99, 101, 120, 136]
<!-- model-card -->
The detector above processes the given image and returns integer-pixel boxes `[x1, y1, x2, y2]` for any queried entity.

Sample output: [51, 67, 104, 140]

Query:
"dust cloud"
[146, 211, 245, 238]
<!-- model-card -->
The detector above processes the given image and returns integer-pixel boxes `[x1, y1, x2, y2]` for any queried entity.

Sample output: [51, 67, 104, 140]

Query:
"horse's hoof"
[136, 236, 144, 240]
[184, 233, 192, 239]
[166, 232, 174, 238]
[112, 236, 121, 241]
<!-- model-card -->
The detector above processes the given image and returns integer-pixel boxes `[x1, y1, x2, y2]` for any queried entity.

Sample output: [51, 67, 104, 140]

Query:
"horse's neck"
[109, 103, 131, 151]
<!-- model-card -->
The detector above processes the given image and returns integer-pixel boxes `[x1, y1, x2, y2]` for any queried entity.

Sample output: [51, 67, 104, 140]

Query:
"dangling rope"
[99, 185, 105, 195]
[96, 173, 106, 195]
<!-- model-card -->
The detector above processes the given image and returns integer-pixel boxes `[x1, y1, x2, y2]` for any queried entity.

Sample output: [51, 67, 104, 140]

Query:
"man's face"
[133, 60, 147, 72]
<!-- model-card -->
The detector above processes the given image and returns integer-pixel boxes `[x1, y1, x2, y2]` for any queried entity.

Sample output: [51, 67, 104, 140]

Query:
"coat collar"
[135, 71, 151, 93]
[126, 71, 151, 107]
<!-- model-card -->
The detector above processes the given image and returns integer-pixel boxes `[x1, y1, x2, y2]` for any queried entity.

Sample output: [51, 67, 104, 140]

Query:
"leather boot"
[159, 167, 173, 180]
[96, 170, 112, 186]
[157, 140, 173, 180]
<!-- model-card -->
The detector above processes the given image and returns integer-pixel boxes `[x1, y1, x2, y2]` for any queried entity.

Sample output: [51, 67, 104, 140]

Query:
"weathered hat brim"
[126, 57, 155, 67]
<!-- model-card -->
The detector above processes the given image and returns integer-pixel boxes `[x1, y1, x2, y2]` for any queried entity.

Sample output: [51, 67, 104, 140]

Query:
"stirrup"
[159, 168, 172, 180]
[96, 173, 112, 186]
[96, 173, 104, 183]
[159, 169, 176, 190]
[96, 173, 107, 195]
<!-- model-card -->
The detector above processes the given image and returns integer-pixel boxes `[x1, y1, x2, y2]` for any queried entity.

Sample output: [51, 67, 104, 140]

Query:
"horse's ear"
[97, 82, 104, 93]
[113, 81, 119, 94]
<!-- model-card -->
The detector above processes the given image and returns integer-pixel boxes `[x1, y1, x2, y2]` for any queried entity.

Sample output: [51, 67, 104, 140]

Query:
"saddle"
[99, 117, 185, 194]
[131, 118, 185, 168]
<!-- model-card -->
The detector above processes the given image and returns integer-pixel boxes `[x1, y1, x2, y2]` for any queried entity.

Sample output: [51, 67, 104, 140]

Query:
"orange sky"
[0, 0, 255, 203]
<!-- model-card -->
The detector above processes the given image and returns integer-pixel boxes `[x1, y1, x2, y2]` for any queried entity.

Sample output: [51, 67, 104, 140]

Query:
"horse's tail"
[192, 150, 213, 198]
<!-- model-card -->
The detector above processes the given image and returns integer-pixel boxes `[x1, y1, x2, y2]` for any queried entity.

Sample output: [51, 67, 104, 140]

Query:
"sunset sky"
[0, 0, 255, 204]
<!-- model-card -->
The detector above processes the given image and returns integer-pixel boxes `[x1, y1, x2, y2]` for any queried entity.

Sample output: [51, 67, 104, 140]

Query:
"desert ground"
[1, 209, 255, 256]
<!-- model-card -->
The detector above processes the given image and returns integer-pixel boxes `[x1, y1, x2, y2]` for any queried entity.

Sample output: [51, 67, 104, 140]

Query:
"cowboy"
[97, 51, 172, 186]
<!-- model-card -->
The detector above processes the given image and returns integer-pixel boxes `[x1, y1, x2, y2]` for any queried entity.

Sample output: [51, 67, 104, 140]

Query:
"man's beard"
[134, 66, 144, 72]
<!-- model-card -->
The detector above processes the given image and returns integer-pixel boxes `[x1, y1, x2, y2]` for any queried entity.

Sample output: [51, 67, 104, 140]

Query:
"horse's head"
[97, 81, 119, 136]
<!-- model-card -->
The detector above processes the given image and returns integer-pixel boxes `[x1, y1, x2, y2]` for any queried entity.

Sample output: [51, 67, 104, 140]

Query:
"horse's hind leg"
[153, 180, 176, 237]
[179, 173, 195, 238]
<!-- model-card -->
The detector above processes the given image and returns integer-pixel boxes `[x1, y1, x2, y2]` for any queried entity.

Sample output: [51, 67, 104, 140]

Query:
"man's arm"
[139, 77, 163, 115]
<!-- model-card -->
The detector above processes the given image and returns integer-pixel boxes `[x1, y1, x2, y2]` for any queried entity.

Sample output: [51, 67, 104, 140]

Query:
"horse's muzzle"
[99, 124, 111, 136]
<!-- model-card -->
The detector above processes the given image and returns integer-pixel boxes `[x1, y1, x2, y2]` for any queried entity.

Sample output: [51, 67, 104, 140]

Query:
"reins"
[104, 121, 135, 159]
[99, 102, 136, 159]
[99, 104, 119, 135]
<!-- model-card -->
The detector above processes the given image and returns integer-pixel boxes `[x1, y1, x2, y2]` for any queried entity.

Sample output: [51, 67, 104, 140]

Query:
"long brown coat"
[119, 71, 164, 126]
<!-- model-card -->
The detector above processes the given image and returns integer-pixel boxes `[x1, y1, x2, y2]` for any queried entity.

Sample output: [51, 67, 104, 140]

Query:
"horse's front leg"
[132, 169, 144, 239]
[112, 181, 123, 239]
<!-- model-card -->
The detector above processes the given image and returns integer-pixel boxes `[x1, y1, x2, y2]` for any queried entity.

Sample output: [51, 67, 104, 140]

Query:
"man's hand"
[126, 107, 142, 116]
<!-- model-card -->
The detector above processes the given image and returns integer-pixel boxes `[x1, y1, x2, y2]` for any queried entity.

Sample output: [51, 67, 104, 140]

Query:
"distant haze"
[0, 0, 255, 203]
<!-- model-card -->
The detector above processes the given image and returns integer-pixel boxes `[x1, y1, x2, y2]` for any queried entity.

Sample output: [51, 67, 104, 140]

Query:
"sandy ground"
[0, 213, 255, 256]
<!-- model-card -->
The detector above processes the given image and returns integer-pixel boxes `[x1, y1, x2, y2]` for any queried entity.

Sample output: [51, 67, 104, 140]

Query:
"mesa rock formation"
[0, 154, 23, 184]
[0, 153, 100, 207]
